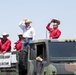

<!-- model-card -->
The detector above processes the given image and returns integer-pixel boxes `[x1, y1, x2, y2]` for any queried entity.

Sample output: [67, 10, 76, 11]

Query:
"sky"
[0, 0, 76, 47]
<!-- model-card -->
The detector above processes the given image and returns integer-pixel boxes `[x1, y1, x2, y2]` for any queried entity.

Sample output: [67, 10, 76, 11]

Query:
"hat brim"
[0, 37, 3, 39]
[3, 34, 9, 37]
[25, 21, 32, 24]
[18, 34, 23, 36]
[23, 18, 28, 21]
[52, 19, 60, 25]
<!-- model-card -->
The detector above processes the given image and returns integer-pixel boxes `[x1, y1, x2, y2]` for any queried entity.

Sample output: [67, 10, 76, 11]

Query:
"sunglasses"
[53, 25, 57, 26]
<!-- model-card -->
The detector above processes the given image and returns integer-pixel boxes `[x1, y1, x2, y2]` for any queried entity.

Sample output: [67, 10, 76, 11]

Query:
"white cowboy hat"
[23, 18, 28, 21]
[52, 18, 60, 25]
[25, 19, 32, 24]
[18, 33, 23, 36]
[2, 32, 9, 37]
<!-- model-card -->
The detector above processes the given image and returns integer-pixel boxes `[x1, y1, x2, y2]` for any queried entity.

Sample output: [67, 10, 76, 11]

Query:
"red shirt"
[0, 40, 2, 52]
[14, 39, 22, 51]
[46, 23, 61, 39]
[0, 39, 11, 52]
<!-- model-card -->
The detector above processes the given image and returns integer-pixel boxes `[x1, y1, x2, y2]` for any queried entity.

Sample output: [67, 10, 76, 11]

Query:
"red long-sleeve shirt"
[46, 23, 61, 39]
[0, 39, 11, 52]
[14, 39, 22, 51]
[0, 40, 2, 52]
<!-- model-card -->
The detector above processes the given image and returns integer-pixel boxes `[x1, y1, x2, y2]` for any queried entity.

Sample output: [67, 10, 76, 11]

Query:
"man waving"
[46, 18, 61, 39]
[19, 18, 35, 49]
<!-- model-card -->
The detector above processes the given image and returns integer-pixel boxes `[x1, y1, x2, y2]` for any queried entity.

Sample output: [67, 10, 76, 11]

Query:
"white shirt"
[19, 21, 35, 39]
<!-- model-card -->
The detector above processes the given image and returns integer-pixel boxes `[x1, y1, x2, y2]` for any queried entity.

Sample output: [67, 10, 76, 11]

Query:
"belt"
[23, 37, 32, 40]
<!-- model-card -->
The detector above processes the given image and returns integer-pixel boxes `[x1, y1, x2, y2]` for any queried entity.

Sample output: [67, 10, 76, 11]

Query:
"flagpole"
[46, 30, 48, 39]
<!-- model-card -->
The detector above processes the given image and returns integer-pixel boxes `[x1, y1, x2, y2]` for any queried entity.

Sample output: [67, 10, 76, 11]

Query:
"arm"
[52, 30, 61, 39]
[14, 44, 17, 50]
[31, 28, 36, 40]
[5, 40, 11, 52]
[0, 42, 2, 53]
[14, 40, 19, 49]
[14, 40, 22, 51]
[14, 43, 20, 51]
[19, 21, 25, 30]
[46, 23, 53, 32]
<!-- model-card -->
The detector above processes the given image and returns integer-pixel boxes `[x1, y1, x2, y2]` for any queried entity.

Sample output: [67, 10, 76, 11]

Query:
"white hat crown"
[23, 18, 32, 24]
[18, 33, 23, 36]
[25, 19, 32, 23]
[2, 32, 9, 36]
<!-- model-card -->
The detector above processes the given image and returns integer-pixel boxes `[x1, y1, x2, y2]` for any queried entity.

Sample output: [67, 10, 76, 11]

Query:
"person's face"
[3, 36, 7, 40]
[18, 35, 23, 39]
[25, 23, 30, 27]
[53, 23, 58, 29]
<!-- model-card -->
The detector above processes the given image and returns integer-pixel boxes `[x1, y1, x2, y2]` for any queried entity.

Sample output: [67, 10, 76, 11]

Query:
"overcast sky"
[0, 0, 76, 47]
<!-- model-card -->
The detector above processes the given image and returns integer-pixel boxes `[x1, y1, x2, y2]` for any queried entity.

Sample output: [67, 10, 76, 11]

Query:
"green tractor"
[0, 39, 76, 75]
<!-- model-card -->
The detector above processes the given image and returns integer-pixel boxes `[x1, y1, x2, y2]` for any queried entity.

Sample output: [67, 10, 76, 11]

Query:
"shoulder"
[7, 39, 11, 42]
[57, 29, 61, 33]
[30, 27, 35, 30]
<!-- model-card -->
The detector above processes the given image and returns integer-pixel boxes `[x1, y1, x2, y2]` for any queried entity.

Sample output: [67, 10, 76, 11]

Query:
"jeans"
[22, 38, 32, 50]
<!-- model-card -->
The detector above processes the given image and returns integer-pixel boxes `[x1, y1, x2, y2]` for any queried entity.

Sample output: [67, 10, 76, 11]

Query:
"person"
[14, 33, 23, 51]
[0, 35, 3, 53]
[0, 33, 11, 53]
[19, 18, 35, 50]
[46, 18, 61, 39]
[18, 18, 35, 75]
[0, 35, 3, 41]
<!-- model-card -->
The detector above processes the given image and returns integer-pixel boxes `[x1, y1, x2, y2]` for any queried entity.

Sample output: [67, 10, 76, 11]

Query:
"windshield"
[49, 42, 76, 60]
